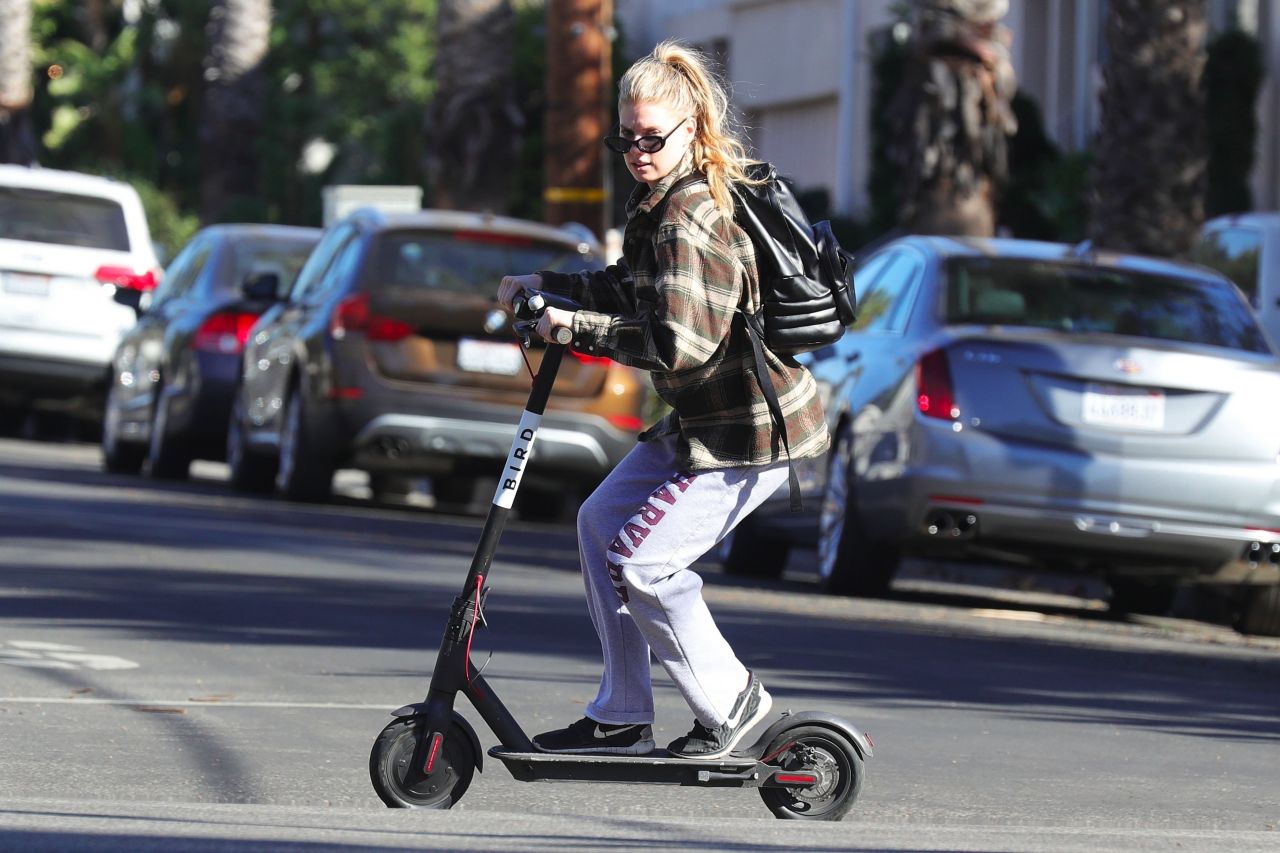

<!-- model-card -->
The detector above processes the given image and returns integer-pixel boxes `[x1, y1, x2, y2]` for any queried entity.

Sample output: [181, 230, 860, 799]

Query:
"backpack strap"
[741, 310, 803, 512]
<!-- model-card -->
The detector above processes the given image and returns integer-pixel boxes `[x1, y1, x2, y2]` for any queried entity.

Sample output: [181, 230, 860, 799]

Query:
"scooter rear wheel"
[369, 717, 476, 809]
[759, 724, 863, 821]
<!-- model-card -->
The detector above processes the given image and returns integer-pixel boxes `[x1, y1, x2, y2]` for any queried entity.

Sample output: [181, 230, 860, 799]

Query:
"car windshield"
[0, 186, 130, 251]
[369, 230, 599, 293]
[218, 236, 319, 297]
[944, 258, 1270, 354]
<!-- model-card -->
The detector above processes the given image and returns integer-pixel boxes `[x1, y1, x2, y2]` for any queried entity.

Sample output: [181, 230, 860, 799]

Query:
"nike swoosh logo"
[593, 727, 618, 740]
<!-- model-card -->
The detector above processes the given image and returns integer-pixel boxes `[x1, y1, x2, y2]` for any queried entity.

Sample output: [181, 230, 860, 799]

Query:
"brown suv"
[226, 208, 648, 518]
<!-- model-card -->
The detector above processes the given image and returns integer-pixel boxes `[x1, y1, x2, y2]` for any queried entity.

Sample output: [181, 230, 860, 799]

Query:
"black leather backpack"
[658, 165, 857, 510]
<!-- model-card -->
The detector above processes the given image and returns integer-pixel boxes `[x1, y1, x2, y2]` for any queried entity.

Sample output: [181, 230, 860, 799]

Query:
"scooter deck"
[489, 746, 769, 787]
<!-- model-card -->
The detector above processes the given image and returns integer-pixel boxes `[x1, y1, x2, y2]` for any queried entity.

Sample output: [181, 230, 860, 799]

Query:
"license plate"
[1082, 382, 1165, 430]
[457, 338, 522, 375]
[1, 272, 51, 297]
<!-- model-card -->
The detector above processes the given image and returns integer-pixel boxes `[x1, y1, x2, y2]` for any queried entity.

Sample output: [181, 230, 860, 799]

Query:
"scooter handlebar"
[511, 289, 580, 346]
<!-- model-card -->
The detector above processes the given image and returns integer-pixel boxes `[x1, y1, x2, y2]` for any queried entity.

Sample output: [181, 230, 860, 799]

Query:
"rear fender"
[744, 709, 874, 761]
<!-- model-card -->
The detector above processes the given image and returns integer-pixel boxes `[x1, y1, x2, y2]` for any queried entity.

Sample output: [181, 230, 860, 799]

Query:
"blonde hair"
[618, 40, 758, 214]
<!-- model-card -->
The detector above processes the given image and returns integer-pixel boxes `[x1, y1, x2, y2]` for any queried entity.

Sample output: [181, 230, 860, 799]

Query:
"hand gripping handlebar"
[511, 290, 578, 346]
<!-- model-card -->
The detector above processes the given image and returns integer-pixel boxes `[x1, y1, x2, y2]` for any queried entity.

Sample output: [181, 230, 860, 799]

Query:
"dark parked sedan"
[101, 224, 321, 477]
[727, 236, 1280, 636]
[226, 208, 648, 517]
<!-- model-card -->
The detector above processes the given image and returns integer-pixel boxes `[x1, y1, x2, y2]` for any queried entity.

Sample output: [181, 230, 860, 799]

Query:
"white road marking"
[43, 652, 140, 670]
[0, 641, 140, 671]
[6, 640, 84, 651]
[1, 660, 77, 669]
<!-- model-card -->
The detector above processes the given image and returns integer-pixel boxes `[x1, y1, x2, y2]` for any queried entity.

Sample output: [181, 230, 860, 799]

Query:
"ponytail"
[618, 40, 761, 214]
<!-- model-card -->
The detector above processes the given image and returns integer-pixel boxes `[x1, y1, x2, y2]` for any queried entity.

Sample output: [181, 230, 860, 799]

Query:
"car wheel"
[818, 426, 898, 597]
[275, 387, 334, 503]
[146, 384, 191, 480]
[1108, 578, 1176, 617]
[1236, 586, 1280, 637]
[226, 391, 276, 493]
[721, 517, 789, 578]
[101, 379, 145, 475]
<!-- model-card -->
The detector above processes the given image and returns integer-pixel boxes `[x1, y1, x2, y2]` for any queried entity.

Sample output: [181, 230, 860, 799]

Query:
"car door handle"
[845, 350, 862, 363]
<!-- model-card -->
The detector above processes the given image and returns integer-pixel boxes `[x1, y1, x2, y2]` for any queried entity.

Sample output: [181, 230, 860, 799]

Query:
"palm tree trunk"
[1090, 0, 1208, 257]
[892, 0, 1018, 237]
[200, 0, 272, 222]
[426, 0, 520, 213]
[0, 0, 37, 165]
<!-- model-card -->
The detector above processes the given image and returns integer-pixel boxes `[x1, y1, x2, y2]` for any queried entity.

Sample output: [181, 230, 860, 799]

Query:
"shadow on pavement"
[3, 453, 1278, 749]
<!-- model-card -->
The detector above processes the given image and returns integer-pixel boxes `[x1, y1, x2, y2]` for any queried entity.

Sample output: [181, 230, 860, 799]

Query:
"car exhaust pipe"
[1243, 541, 1280, 566]
[925, 510, 979, 539]
[926, 511, 955, 537]
[376, 436, 412, 459]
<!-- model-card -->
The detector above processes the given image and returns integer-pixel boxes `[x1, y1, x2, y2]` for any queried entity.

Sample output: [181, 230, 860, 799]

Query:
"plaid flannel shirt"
[537, 156, 829, 471]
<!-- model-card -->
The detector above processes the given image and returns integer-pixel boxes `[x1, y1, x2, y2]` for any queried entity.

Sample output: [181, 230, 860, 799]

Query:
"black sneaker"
[533, 717, 655, 755]
[668, 673, 773, 759]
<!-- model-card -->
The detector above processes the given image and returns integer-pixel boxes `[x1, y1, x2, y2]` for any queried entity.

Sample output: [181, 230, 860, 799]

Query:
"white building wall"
[753, 98, 841, 195]
[615, 0, 1280, 219]
[728, 0, 844, 108]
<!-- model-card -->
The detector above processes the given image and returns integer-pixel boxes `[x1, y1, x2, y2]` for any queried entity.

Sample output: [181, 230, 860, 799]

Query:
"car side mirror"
[242, 271, 282, 302]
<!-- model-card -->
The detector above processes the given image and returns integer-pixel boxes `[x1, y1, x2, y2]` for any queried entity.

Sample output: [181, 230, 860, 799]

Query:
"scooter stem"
[420, 338, 568, 750]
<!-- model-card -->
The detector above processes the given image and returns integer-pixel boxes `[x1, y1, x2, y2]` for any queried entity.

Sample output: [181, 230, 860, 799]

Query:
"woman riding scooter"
[497, 40, 829, 760]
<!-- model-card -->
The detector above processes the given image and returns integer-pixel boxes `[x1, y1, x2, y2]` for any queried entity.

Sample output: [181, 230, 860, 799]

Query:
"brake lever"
[513, 320, 536, 348]
[511, 291, 572, 347]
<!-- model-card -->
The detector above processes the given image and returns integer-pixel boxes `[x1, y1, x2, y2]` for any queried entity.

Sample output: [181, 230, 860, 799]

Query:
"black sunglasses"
[603, 116, 690, 155]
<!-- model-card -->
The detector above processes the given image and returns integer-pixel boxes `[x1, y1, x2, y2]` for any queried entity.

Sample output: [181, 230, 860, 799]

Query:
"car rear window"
[368, 230, 600, 293]
[217, 236, 320, 297]
[944, 258, 1270, 354]
[0, 185, 130, 251]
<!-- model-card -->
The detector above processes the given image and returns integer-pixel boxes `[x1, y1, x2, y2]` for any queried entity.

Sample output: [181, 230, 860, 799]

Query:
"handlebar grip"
[552, 326, 573, 345]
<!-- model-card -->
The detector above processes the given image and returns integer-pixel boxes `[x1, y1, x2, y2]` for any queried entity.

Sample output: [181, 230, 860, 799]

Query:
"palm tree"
[0, 0, 37, 165]
[426, 0, 520, 213]
[200, 0, 272, 222]
[1090, 0, 1208, 257]
[891, 0, 1018, 236]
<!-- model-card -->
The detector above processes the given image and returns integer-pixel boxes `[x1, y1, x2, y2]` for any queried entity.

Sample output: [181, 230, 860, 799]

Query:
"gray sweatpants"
[577, 433, 788, 728]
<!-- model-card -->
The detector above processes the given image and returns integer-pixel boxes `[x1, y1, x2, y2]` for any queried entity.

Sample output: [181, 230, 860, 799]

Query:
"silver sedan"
[726, 236, 1280, 636]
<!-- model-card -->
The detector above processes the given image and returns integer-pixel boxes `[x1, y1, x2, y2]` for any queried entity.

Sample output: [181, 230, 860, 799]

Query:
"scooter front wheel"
[759, 724, 864, 821]
[369, 717, 476, 809]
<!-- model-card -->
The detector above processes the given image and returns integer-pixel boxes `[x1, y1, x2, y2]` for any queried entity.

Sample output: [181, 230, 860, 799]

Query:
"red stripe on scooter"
[775, 773, 817, 785]
[424, 732, 443, 773]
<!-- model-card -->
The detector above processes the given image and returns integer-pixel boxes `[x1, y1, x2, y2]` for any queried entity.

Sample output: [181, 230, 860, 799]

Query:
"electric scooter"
[368, 291, 873, 821]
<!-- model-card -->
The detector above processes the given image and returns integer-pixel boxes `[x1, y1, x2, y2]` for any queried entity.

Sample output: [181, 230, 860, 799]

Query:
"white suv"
[0, 166, 160, 423]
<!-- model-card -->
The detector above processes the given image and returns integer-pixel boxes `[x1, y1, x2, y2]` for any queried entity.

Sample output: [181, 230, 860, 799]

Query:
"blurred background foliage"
[29, 0, 444, 258]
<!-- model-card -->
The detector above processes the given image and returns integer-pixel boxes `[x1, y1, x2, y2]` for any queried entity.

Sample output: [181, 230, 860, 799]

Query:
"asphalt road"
[0, 437, 1277, 852]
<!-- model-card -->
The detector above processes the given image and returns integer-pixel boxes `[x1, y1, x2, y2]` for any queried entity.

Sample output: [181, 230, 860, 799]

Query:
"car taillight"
[95, 265, 157, 291]
[193, 311, 258, 354]
[606, 413, 643, 431]
[330, 293, 414, 342]
[570, 350, 612, 366]
[916, 348, 959, 420]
